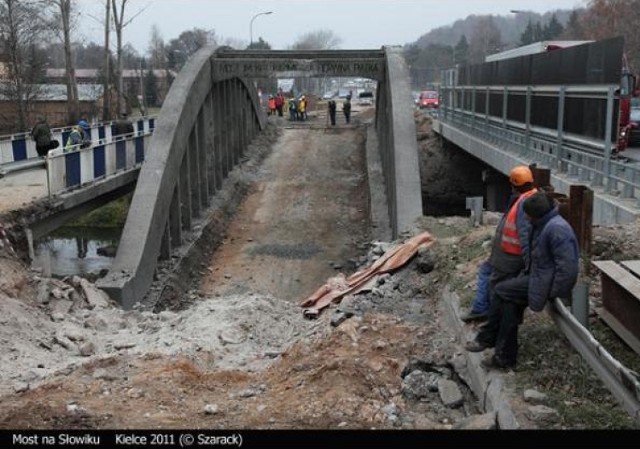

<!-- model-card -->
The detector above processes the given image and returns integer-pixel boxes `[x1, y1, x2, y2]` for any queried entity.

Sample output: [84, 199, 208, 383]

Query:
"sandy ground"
[0, 167, 48, 214]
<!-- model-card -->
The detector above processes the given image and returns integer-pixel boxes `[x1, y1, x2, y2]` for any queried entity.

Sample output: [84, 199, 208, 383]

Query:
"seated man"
[465, 192, 579, 369]
[65, 120, 92, 151]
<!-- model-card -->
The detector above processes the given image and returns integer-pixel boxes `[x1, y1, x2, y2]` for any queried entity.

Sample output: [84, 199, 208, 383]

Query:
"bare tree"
[111, 0, 148, 115]
[0, 0, 47, 131]
[468, 16, 502, 64]
[289, 30, 342, 50]
[582, 0, 640, 72]
[147, 24, 165, 70]
[103, 0, 111, 120]
[48, 0, 80, 124]
[165, 27, 216, 71]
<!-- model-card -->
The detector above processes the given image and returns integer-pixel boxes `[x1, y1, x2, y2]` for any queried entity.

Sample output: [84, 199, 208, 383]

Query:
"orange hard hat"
[509, 166, 534, 186]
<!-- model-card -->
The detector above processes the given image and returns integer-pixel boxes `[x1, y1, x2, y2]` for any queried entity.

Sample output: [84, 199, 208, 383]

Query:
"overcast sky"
[78, 0, 586, 53]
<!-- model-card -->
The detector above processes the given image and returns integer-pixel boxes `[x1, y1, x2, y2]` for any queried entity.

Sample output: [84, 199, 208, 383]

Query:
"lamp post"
[250, 11, 273, 46]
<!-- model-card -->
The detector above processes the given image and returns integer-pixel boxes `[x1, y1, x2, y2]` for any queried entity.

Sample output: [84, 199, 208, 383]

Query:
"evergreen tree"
[144, 68, 158, 107]
[246, 37, 271, 50]
[543, 14, 564, 39]
[533, 22, 544, 42]
[520, 20, 535, 45]
[454, 35, 469, 64]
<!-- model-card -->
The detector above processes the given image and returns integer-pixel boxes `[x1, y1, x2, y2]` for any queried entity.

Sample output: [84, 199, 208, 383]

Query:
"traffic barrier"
[46, 132, 152, 196]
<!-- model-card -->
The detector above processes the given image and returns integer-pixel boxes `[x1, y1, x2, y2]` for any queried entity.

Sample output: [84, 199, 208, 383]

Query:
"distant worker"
[65, 120, 92, 152]
[31, 115, 59, 157]
[342, 96, 352, 124]
[268, 95, 276, 116]
[328, 100, 337, 126]
[298, 96, 307, 121]
[275, 93, 284, 117]
[288, 98, 298, 121]
[113, 113, 134, 138]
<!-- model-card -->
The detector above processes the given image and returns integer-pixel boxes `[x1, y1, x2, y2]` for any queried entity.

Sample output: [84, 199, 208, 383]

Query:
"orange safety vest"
[500, 188, 537, 255]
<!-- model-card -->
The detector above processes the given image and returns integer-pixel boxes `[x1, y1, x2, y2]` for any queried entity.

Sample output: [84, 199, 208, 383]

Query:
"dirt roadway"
[200, 126, 371, 302]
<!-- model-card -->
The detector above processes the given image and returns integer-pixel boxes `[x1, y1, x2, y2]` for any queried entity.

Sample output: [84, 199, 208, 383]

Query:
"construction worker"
[468, 192, 579, 369]
[463, 165, 537, 326]
[113, 113, 135, 137]
[65, 120, 92, 152]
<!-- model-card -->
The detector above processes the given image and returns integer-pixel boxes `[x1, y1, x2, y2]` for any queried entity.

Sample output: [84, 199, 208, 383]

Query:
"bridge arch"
[98, 46, 421, 308]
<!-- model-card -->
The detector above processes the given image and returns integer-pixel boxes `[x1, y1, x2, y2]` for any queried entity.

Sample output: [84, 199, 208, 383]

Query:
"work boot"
[464, 340, 490, 352]
[461, 310, 488, 323]
[481, 354, 516, 371]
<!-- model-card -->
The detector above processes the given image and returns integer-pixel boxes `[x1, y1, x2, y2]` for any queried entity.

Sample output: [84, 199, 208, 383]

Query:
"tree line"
[404, 0, 640, 89]
[0, 0, 345, 132]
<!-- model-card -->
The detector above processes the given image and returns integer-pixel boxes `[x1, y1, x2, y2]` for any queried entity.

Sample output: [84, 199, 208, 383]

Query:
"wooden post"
[531, 167, 551, 190]
[568, 185, 593, 256]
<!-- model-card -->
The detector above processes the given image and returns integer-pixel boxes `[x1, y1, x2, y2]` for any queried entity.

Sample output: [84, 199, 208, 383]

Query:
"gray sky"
[78, 0, 585, 53]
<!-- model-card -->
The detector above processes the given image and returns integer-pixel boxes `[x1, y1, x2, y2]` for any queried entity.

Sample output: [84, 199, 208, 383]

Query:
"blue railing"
[0, 116, 156, 165]
[45, 132, 153, 197]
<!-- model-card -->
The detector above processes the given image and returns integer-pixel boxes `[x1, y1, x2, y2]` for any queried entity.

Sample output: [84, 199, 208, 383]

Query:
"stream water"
[32, 226, 122, 277]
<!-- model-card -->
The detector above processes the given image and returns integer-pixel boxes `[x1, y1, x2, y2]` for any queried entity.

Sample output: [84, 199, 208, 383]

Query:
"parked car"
[357, 91, 374, 106]
[418, 90, 439, 109]
[322, 91, 336, 100]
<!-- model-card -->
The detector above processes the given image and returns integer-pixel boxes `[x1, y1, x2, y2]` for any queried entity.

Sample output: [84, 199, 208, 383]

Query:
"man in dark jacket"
[465, 192, 579, 369]
[342, 96, 352, 124]
[113, 113, 135, 137]
[31, 116, 59, 157]
[328, 100, 337, 126]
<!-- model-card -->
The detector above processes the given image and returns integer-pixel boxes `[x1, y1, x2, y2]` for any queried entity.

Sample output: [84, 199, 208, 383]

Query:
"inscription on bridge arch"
[213, 58, 384, 80]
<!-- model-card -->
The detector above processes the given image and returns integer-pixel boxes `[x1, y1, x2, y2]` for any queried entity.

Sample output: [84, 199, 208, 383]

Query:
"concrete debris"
[204, 404, 219, 415]
[401, 370, 433, 400]
[454, 412, 497, 430]
[526, 405, 560, 423]
[524, 389, 548, 404]
[437, 378, 464, 408]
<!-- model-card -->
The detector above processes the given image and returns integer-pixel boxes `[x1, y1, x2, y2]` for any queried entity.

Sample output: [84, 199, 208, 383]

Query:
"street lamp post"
[250, 11, 273, 46]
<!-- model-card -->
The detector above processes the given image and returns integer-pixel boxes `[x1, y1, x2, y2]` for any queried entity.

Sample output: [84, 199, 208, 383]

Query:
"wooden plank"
[595, 307, 640, 356]
[593, 261, 640, 299]
[621, 260, 640, 278]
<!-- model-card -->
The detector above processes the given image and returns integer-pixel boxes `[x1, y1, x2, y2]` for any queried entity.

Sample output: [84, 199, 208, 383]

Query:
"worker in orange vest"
[464, 166, 537, 354]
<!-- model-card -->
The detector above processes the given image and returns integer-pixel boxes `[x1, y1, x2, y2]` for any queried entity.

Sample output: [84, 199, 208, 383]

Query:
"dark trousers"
[476, 275, 529, 365]
[36, 140, 59, 157]
[329, 112, 336, 126]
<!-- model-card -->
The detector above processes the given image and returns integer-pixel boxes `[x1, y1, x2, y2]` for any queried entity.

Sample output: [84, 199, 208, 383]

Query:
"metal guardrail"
[439, 84, 640, 206]
[0, 116, 157, 165]
[548, 297, 640, 422]
[45, 132, 152, 197]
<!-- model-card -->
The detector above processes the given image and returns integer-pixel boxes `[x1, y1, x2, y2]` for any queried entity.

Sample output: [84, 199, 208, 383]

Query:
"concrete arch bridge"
[97, 46, 423, 308]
